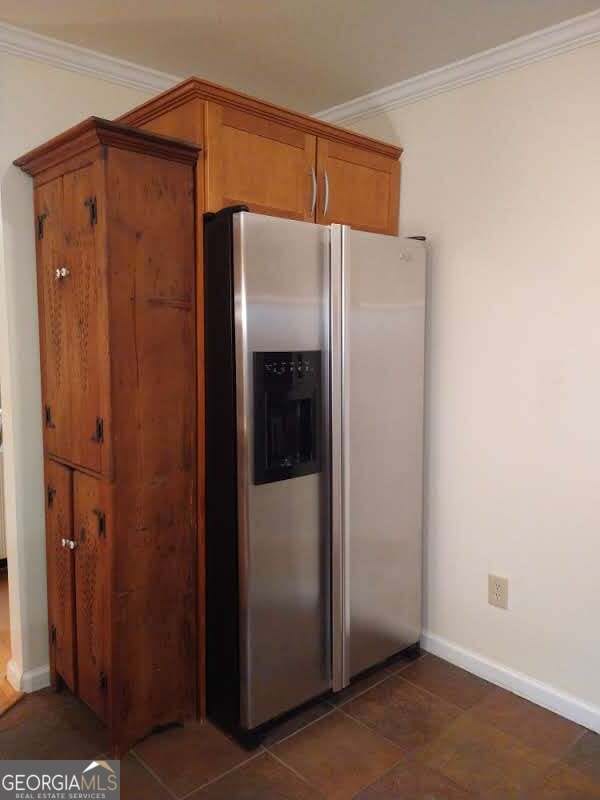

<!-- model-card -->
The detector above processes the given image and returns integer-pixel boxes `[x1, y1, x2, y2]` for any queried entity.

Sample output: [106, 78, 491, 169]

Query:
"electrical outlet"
[488, 574, 509, 610]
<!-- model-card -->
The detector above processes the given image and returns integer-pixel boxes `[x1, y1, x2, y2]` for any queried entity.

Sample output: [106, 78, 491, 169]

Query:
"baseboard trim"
[422, 631, 600, 733]
[6, 659, 51, 693]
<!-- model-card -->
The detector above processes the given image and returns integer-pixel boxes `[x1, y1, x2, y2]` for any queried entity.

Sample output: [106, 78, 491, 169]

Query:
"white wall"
[350, 41, 600, 718]
[0, 53, 150, 690]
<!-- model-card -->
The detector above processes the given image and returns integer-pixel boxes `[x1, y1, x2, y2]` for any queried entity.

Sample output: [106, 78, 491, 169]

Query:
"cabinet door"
[316, 139, 400, 235]
[74, 472, 110, 721]
[36, 179, 72, 457]
[45, 460, 76, 691]
[206, 103, 317, 221]
[62, 166, 109, 474]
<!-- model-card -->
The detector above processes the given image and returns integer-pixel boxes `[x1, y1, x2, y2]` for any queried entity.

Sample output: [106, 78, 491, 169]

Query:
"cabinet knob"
[54, 266, 70, 281]
[61, 538, 77, 550]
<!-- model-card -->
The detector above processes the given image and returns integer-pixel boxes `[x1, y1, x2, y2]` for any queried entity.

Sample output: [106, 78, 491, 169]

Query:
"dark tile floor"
[1, 652, 599, 799]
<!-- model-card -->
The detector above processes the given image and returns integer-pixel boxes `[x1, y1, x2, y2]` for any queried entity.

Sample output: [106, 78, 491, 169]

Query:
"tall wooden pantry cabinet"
[15, 117, 199, 755]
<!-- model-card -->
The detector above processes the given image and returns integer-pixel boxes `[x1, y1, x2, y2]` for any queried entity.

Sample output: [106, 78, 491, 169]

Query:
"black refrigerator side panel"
[204, 207, 246, 730]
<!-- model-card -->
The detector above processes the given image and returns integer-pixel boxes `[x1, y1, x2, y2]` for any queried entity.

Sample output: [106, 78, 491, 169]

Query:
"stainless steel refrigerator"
[204, 207, 426, 736]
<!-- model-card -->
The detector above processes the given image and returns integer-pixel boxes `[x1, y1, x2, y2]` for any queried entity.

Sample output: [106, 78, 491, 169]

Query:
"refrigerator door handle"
[330, 224, 350, 692]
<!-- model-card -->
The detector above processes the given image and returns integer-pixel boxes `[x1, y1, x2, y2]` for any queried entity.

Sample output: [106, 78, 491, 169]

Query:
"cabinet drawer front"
[62, 165, 110, 475]
[45, 459, 76, 691]
[206, 103, 316, 221]
[74, 472, 111, 722]
[36, 179, 72, 458]
[316, 139, 400, 235]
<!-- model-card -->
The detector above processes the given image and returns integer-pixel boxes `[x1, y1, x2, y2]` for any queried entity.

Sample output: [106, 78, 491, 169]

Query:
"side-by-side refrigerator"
[204, 207, 426, 736]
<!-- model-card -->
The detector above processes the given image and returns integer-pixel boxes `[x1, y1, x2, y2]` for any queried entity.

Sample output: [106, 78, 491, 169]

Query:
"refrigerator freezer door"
[233, 212, 331, 728]
[334, 226, 426, 684]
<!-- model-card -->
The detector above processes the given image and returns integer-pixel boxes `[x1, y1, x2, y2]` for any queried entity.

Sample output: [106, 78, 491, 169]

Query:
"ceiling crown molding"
[0, 21, 180, 94]
[317, 9, 600, 124]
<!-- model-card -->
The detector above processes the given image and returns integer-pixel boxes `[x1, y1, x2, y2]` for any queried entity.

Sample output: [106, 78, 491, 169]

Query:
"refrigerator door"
[331, 226, 426, 688]
[233, 212, 331, 728]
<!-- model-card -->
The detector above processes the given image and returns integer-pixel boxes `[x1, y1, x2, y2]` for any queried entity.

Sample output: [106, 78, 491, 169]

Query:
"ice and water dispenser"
[253, 351, 322, 485]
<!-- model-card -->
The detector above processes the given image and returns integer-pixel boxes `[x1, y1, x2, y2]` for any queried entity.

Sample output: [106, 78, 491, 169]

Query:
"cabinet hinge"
[93, 509, 106, 538]
[37, 212, 48, 240]
[91, 417, 104, 444]
[84, 196, 98, 226]
[44, 405, 55, 428]
[50, 624, 57, 645]
[99, 671, 108, 692]
[47, 485, 56, 508]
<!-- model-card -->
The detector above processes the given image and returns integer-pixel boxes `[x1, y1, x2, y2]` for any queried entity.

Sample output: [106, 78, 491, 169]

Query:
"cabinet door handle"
[323, 170, 330, 216]
[310, 166, 317, 216]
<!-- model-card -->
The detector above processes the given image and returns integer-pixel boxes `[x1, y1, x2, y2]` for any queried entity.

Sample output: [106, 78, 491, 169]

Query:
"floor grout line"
[332, 653, 428, 709]
[459, 711, 579, 777]
[333, 707, 409, 799]
[332, 670, 405, 708]
[129, 748, 181, 800]
[275, 708, 339, 745]
[561, 725, 592, 766]
[333, 702, 409, 755]
[390, 673, 469, 715]
[178, 749, 265, 799]
[341, 697, 563, 799]
[348, 753, 415, 798]
[264, 706, 336, 748]
[400, 666, 593, 768]
[399, 704, 574, 797]
[266, 746, 328, 797]
[404, 652, 592, 757]
[554, 745, 600, 790]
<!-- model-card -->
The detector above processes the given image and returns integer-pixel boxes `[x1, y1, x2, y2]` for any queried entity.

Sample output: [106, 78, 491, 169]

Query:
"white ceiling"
[2, 1, 600, 112]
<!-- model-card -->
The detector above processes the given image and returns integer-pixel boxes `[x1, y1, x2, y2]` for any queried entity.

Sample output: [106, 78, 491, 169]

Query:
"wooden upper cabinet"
[119, 78, 403, 234]
[206, 103, 316, 221]
[316, 139, 400, 235]
[36, 166, 109, 474]
[119, 78, 402, 235]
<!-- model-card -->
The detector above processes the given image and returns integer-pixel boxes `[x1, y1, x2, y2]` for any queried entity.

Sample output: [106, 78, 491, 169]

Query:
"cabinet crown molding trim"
[118, 77, 402, 160]
[0, 20, 180, 94]
[14, 116, 200, 177]
[316, 9, 600, 124]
